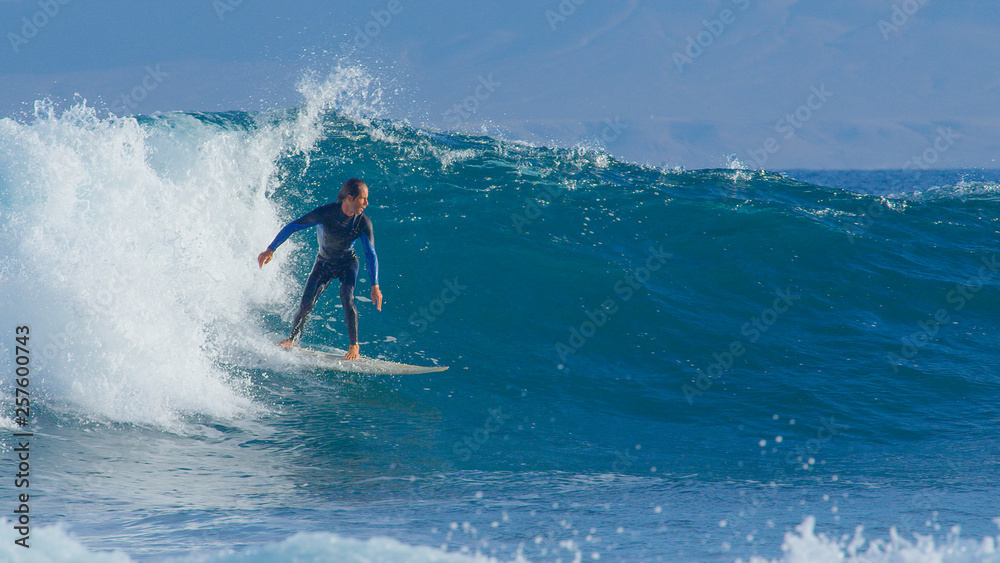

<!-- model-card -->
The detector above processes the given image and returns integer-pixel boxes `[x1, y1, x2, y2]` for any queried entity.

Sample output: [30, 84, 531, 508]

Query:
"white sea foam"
[0, 68, 380, 428]
[738, 516, 1000, 563]
[0, 519, 511, 563]
[3, 515, 998, 562]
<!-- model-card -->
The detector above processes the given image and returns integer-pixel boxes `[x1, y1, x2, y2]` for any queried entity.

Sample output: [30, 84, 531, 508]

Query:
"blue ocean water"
[2, 70, 1000, 562]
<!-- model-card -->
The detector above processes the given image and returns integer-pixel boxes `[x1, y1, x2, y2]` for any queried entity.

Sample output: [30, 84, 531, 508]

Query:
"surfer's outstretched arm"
[257, 212, 322, 268]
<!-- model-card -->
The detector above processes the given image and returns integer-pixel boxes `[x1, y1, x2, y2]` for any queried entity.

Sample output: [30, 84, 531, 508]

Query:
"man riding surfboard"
[257, 178, 383, 360]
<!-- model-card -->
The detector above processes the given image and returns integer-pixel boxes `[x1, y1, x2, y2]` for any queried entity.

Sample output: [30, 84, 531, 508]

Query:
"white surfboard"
[292, 347, 449, 375]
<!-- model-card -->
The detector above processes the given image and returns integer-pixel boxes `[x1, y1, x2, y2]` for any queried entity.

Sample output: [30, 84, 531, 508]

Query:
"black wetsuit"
[267, 202, 379, 345]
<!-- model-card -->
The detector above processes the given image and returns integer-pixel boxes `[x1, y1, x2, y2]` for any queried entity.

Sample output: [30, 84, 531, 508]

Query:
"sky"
[1, 0, 998, 169]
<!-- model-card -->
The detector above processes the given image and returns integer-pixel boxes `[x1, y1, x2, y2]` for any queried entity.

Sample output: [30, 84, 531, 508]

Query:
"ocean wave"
[0, 519, 511, 563]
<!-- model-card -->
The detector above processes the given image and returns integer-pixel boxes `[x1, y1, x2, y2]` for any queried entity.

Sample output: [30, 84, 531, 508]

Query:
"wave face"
[2, 69, 1000, 561]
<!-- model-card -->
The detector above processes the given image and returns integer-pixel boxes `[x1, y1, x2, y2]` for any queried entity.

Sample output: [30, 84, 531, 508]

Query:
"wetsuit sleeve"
[266, 210, 321, 251]
[359, 217, 379, 287]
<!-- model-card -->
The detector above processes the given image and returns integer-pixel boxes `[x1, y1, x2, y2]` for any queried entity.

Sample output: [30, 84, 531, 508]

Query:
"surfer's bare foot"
[277, 338, 295, 349]
[344, 344, 360, 360]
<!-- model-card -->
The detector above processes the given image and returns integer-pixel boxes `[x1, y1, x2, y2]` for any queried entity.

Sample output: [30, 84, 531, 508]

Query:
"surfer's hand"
[371, 285, 382, 311]
[257, 249, 274, 268]
[344, 344, 360, 360]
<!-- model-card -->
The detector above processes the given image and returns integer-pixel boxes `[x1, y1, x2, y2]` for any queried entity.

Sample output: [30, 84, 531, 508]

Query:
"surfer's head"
[338, 178, 369, 216]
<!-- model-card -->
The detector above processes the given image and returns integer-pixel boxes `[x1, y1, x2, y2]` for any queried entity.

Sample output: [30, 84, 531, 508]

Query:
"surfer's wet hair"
[337, 178, 367, 202]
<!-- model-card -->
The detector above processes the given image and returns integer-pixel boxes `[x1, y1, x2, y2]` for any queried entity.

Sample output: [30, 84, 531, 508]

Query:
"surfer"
[257, 178, 383, 360]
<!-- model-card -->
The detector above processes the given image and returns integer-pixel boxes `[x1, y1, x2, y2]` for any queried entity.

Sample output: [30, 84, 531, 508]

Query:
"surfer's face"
[345, 186, 369, 215]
